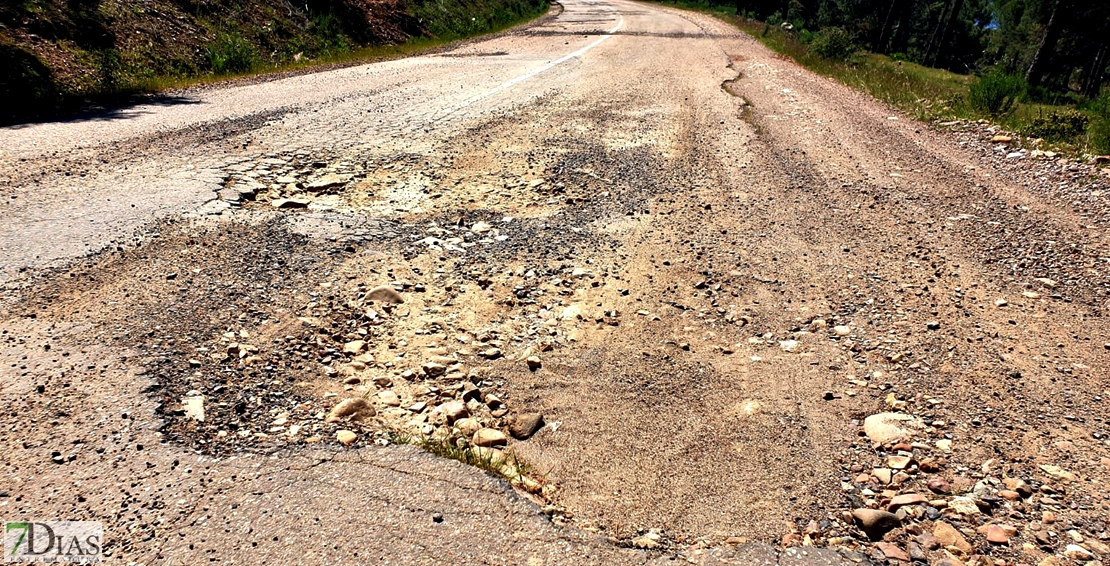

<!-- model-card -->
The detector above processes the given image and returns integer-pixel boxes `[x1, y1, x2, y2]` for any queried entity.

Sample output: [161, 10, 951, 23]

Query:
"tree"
[1025, 0, 1064, 87]
[929, 0, 965, 66]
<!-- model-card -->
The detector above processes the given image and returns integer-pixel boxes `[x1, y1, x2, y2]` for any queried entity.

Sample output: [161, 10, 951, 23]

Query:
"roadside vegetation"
[1, 0, 548, 124]
[659, 0, 1110, 155]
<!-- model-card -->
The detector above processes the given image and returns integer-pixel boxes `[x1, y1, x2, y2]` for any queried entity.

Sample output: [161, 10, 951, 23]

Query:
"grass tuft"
[392, 431, 545, 493]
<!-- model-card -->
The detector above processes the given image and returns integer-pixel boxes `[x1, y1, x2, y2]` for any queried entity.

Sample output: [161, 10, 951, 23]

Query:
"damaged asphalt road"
[2, 0, 1110, 564]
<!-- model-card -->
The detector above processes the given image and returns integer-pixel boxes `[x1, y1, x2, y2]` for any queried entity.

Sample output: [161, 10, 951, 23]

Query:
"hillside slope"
[1, 0, 547, 117]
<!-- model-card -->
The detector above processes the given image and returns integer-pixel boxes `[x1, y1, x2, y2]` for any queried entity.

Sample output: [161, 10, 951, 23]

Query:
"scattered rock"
[183, 395, 205, 422]
[934, 521, 972, 553]
[304, 173, 350, 191]
[509, 413, 545, 440]
[833, 325, 852, 336]
[851, 508, 901, 540]
[1039, 464, 1075, 481]
[934, 560, 967, 566]
[454, 418, 481, 436]
[887, 455, 913, 469]
[907, 541, 927, 562]
[525, 356, 542, 370]
[422, 362, 447, 377]
[366, 285, 404, 304]
[343, 340, 367, 355]
[927, 477, 952, 493]
[916, 532, 941, 550]
[326, 397, 375, 422]
[947, 496, 980, 515]
[560, 304, 582, 320]
[1003, 477, 1033, 497]
[441, 401, 468, 424]
[377, 390, 401, 407]
[982, 524, 1016, 544]
[336, 430, 357, 446]
[472, 428, 508, 448]
[863, 412, 923, 443]
[873, 468, 893, 484]
[918, 459, 941, 472]
[875, 542, 910, 562]
[888, 493, 927, 512]
[1063, 544, 1094, 560]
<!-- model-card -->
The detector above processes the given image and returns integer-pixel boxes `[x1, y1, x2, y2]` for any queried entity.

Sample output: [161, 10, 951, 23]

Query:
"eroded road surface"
[4, 0, 1110, 564]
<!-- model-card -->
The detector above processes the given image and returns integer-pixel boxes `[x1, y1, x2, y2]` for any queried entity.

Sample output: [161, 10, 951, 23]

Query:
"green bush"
[407, 0, 546, 40]
[1080, 91, 1110, 119]
[205, 33, 258, 75]
[94, 48, 121, 89]
[1088, 118, 1110, 154]
[809, 27, 856, 60]
[1027, 108, 1089, 141]
[968, 72, 1025, 115]
[310, 12, 349, 52]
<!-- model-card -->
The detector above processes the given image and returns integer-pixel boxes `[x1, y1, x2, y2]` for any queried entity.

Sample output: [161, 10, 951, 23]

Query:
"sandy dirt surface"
[2, 0, 1110, 564]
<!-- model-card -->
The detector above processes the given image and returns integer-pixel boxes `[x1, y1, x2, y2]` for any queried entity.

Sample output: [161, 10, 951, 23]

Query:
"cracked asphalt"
[3, 0, 1109, 564]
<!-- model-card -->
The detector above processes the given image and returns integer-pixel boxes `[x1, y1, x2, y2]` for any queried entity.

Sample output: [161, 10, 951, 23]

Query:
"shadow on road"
[3, 94, 204, 129]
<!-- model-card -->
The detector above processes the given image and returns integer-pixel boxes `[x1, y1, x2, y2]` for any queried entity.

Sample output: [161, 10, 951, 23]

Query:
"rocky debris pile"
[832, 411, 1110, 565]
[128, 215, 581, 495]
[767, 396, 1110, 564]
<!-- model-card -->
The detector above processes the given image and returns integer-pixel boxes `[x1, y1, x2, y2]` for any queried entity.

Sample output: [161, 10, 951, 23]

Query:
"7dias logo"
[4, 522, 102, 563]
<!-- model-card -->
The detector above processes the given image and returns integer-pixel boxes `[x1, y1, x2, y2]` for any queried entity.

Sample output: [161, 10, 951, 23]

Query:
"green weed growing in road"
[391, 431, 542, 491]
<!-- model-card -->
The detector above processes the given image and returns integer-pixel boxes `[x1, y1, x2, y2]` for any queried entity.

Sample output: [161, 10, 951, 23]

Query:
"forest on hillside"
[730, 0, 1107, 99]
